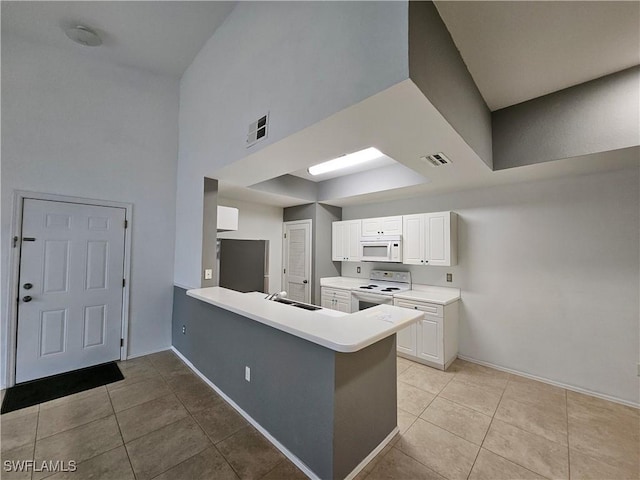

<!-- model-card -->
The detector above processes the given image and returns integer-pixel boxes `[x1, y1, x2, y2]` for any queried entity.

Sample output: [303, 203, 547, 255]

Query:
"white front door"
[16, 199, 126, 383]
[282, 220, 312, 303]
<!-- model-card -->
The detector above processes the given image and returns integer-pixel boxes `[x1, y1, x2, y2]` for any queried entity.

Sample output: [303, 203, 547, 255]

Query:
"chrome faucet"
[265, 291, 287, 301]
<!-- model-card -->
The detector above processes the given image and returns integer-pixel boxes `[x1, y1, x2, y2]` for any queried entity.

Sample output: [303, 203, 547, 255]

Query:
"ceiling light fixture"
[308, 147, 384, 176]
[65, 25, 102, 47]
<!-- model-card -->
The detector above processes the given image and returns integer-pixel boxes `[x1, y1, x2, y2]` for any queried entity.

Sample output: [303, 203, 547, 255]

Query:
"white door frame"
[282, 220, 312, 303]
[4, 190, 133, 388]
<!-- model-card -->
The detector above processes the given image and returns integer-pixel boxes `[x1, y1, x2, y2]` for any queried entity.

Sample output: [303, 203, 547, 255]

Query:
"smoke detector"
[420, 152, 452, 167]
[64, 25, 102, 47]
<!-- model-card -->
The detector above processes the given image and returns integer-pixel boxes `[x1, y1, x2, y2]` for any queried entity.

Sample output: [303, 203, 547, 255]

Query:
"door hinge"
[284, 233, 286, 239]
[122, 278, 126, 287]
[124, 219, 128, 229]
[120, 338, 124, 347]
[13, 236, 18, 248]
[283, 268, 286, 274]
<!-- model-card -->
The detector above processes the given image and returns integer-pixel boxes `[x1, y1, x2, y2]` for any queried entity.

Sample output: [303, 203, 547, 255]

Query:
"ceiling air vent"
[246, 113, 269, 148]
[421, 152, 453, 167]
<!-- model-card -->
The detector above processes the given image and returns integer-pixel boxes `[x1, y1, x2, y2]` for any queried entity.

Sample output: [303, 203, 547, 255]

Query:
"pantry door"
[282, 220, 312, 303]
[16, 199, 126, 383]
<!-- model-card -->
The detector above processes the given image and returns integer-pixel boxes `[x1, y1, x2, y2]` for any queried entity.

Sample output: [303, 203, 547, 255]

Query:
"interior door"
[16, 199, 126, 383]
[283, 220, 312, 303]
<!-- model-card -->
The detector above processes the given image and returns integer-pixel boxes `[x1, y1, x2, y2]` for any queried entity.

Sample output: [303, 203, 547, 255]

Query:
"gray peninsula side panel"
[333, 335, 398, 479]
[172, 286, 335, 478]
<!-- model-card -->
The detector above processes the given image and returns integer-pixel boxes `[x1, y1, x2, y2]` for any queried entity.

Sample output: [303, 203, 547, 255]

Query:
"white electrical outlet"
[245, 366, 251, 382]
[204, 269, 213, 280]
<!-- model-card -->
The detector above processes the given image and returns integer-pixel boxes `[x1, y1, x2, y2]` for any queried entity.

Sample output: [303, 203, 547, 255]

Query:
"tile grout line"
[154, 353, 293, 480]
[399, 360, 560, 480]
[465, 374, 510, 479]
[105, 384, 137, 480]
[119, 354, 216, 478]
[392, 362, 477, 478]
[565, 388, 570, 479]
[256, 457, 288, 480]
[30, 405, 40, 480]
[146, 355, 244, 480]
[474, 376, 557, 480]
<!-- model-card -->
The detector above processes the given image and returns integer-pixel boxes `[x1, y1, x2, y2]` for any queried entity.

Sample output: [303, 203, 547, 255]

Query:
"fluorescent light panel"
[308, 147, 384, 176]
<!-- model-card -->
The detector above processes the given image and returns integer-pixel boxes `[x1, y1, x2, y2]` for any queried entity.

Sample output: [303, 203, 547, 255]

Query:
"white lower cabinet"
[321, 287, 352, 313]
[393, 298, 459, 370]
[396, 321, 417, 356]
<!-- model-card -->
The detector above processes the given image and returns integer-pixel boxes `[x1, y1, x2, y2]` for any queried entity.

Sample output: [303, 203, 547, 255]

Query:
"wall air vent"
[420, 152, 453, 167]
[246, 113, 269, 148]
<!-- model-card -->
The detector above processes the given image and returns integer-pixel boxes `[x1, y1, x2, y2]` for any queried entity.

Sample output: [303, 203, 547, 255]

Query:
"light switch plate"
[204, 269, 213, 280]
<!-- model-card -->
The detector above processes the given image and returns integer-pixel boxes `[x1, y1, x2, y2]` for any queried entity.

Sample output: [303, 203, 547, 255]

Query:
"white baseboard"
[126, 346, 171, 361]
[171, 346, 397, 480]
[457, 354, 640, 409]
[343, 427, 399, 480]
[171, 347, 320, 480]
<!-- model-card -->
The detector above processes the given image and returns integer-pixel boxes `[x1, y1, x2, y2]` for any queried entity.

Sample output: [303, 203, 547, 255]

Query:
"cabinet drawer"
[394, 300, 443, 317]
[321, 287, 351, 301]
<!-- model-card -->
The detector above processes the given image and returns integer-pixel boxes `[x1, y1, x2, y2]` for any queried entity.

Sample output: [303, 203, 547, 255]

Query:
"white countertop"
[393, 285, 460, 305]
[186, 287, 423, 353]
[320, 276, 365, 289]
[320, 276, 461, 305]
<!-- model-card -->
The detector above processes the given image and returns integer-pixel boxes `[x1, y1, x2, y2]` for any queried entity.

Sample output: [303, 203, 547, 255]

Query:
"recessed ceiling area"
[215, 79, 638, 208]
[289, 152, 397, 182]
[1, 1, 236, 77]
[435, 1, 640, 110]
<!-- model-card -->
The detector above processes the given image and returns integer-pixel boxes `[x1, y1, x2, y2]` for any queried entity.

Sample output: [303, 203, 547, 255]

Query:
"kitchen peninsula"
[171, 286, 423, 479]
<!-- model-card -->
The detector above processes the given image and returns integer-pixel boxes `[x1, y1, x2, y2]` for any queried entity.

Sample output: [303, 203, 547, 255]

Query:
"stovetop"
[353, 270, 411, 296]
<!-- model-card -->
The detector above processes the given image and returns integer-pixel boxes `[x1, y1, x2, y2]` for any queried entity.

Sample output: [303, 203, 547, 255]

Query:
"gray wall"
[409, 1, 493, 168]
[493, 66, 640, 170]
[334, 337, 396, 479]
[217, 197, 284, 293]
[314, 204, 342, 303]
[284, 203, 342, 304]
[1, 36, 179, 383]
[342, 166, 640, 405]
[172, 287, 334, 477]
[172, 287, 397, 478]
[202, 178, 218, 288]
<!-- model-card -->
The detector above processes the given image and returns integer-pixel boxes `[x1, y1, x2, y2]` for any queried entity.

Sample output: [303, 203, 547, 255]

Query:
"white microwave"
[359, 236, 402, 263]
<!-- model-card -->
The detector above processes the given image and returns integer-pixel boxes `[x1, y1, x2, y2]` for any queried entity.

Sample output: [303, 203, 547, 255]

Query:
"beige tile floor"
[1, 351, 638, 480]
[359, 357, 639, 480]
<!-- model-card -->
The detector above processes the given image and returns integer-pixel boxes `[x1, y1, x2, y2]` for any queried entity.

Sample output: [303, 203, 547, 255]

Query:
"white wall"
[217, 198, 283, 293]
[1, 37, 179, 383]
[342, 167, 640, 405]
[175, 1, 408, 288]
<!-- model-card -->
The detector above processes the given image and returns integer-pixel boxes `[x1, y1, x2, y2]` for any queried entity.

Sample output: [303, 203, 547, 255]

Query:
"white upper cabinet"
[332, 220, 362, 262]
[402, 212, 457, 266]
[361, 216, 403, 236]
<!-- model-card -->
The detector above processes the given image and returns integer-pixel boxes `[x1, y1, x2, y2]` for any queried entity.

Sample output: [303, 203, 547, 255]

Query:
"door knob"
[23, 283, 33, 290]
[303, 280, 308, 284]
[22, 296, 32, 303]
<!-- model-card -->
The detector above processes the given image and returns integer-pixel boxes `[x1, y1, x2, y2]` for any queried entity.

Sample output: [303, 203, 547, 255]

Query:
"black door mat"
[1, 362, 123, 414]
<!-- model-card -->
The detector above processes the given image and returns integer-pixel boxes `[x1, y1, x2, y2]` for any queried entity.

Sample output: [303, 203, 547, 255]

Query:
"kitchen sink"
[273, 297, 322, 311]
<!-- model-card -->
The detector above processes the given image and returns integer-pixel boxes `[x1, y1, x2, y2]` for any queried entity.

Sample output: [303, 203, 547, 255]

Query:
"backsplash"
[340, 262, 460, 288]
